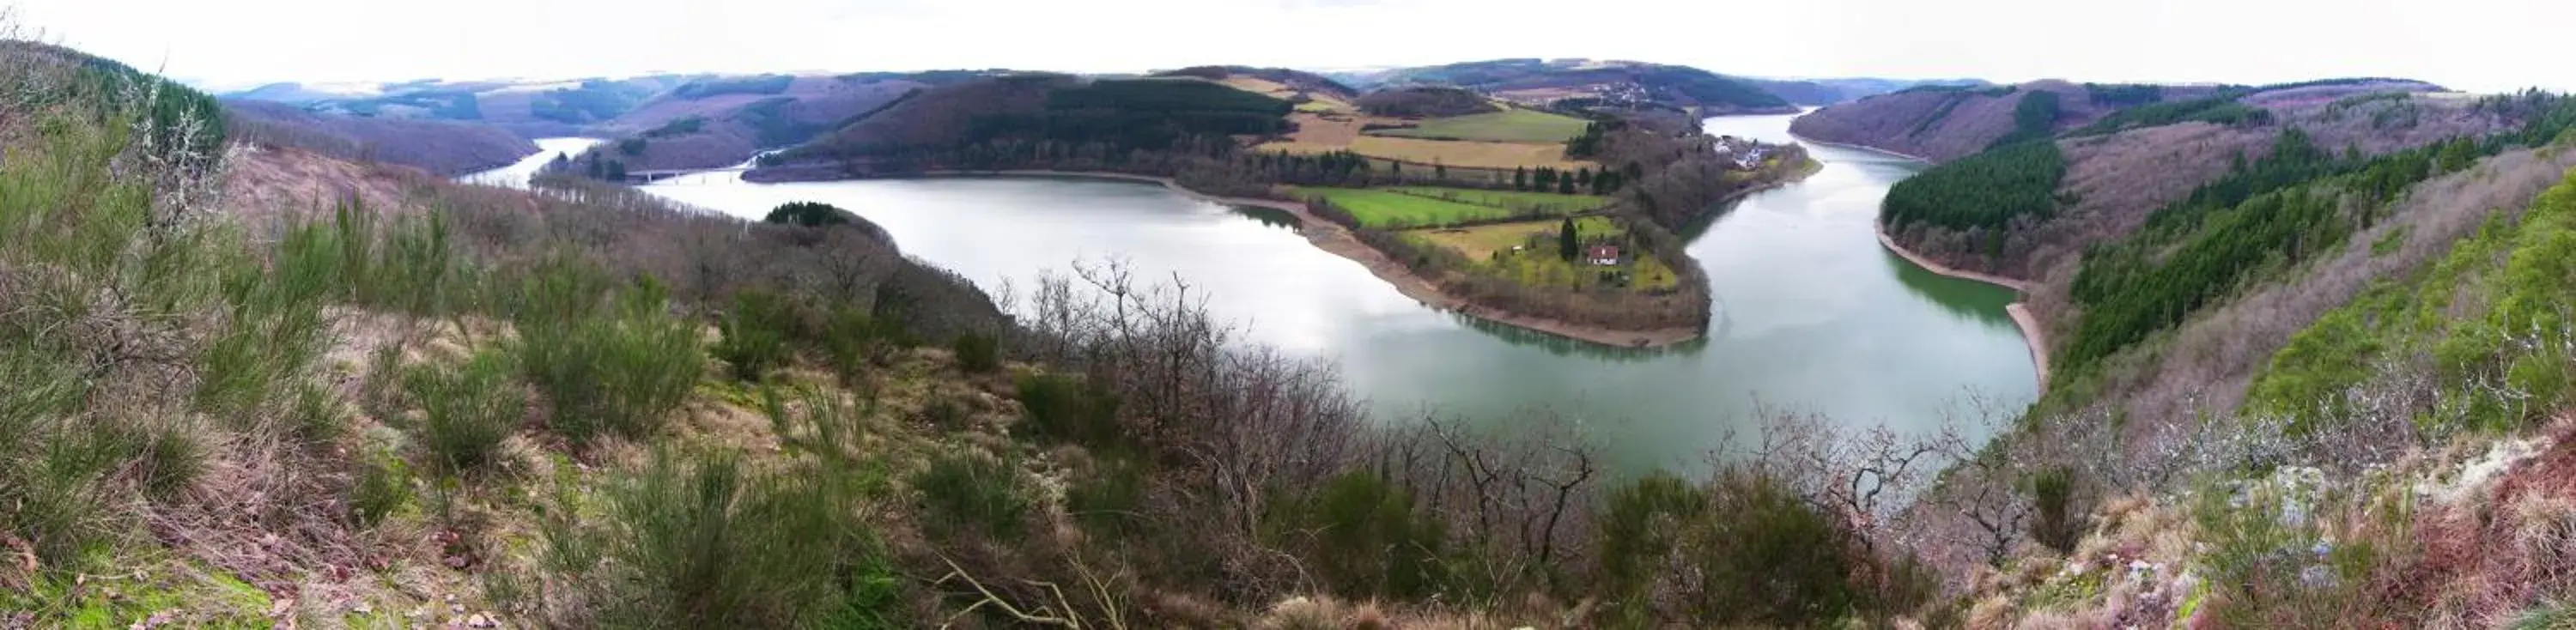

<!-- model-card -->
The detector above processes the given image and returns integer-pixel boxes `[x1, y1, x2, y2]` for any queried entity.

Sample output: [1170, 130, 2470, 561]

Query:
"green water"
[642, 112, 2038, 474]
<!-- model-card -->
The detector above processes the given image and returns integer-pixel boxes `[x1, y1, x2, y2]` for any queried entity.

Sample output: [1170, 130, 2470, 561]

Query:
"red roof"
[1587, 245, 1620, 257]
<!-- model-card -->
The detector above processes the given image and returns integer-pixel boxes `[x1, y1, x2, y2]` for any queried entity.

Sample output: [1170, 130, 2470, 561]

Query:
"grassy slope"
[1297, 187, 1528, 228]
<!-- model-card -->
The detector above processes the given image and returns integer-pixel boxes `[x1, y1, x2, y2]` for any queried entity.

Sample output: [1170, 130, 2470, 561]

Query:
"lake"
[641, 112, 2038, 474]
[459, 137, 605, 189]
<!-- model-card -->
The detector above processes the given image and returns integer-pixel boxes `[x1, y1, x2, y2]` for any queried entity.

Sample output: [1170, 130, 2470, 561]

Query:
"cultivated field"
[1368, 108, 1591, 143]
[1383, 186, 1607, 214]
[1298, 187, 1530, 228]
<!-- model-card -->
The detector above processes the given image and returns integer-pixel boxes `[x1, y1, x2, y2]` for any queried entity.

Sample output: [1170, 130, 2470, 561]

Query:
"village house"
[1587, 245, 1621, 266]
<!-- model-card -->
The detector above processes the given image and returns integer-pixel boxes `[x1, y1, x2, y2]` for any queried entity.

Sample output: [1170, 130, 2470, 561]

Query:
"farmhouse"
[1587, 245, 1621, 266]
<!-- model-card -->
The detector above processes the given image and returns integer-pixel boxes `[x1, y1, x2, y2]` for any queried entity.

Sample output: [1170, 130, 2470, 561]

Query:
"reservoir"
[459, 137, 606, 189]
[641, 112, 2038, 474]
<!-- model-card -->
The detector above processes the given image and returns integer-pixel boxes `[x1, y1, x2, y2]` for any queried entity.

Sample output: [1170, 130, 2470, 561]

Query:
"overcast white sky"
[15, 0, 2572, 94]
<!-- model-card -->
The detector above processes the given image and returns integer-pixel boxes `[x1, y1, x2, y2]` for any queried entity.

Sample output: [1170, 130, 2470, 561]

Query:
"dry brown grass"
[220, 144, 422, 221]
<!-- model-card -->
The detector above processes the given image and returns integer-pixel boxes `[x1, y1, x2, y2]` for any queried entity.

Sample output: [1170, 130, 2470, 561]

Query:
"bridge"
[625, 166, 749, 184]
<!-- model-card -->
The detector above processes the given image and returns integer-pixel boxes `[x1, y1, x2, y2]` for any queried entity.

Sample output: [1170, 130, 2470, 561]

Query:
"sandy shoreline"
[1874, 221, 2050, 390]
[908, 169, 1706, 348]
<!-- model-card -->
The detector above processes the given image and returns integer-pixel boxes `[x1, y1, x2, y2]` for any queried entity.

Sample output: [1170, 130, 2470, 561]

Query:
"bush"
[951, 332, 1001, 373]
[508, 261, 707, 445]
[541, 449, 901, 628]
[1267, 470, 1448, 601]
[1013, 373, 1121, 448]
[1595, 472, 1708, 613]
[714, 289, 801, 382]
[818, 306, 903, 385]
[402, 351, 523, 476]
[1686, 469, 1862, 626]
[2029, 467, 2082, 554]
[351, 453, 413, 527]
[912, 451, 1029, 539]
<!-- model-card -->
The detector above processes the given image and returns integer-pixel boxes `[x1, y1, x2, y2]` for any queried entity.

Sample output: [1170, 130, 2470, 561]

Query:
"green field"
[1298, 187, 1528, 229]
[1384, 186, 1607, 215]
[1366, 109, 1592, 143]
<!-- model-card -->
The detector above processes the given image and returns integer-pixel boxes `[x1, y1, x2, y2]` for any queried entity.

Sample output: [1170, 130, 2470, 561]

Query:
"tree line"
[1880, 139, 2067, 232]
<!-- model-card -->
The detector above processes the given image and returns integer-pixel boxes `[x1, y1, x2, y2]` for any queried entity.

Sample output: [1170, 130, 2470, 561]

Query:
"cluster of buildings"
[1711, 135, 1770, 169]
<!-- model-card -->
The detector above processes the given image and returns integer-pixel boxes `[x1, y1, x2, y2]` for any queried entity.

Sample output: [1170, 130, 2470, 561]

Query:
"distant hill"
[1353, 85, 1498, 118]
[228, 75, 709, 137]
[1741, 77, 1990, 106]
[1325, 58, 1800, 115]
[224, 100, 536, 176]
[223, 82, 387, 104]
[768, 73, 1291, 167]
[574, 74, 942, 172]
[1151, 65, 1360, 103]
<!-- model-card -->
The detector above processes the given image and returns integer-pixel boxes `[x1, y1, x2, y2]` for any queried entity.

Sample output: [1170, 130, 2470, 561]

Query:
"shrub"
[1013, 373, 1121, 448]
[1595, 472, 1708, 611]
[817, 306, 892, 385]
[714, 288, 800, 382]
[1066, 456, 1147, 536]
[2029, 467, 2082, 554]
[351, 453, 413, 527]
[510, 264, 706, 444]
[1267, 470, 1448, 601]
[541, 449, 901, 628]
[402, 351, 523, 475]
[1686, 469, 1862, 626]
[912, 451, 1029, 539]
[951, 332, 1001, 373]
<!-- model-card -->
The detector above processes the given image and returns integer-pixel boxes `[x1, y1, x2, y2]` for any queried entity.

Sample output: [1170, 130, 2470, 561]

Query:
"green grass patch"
[1382, 186, 1607, 214]
[1368, 108, 1592, 143]
[1297, 187, 1532, 229]
[1309, 185, 1611, 232]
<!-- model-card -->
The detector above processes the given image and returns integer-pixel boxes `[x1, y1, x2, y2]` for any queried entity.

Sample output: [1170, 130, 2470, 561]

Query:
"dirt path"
[1875, 221, 2051, 391]
[910, 169, 1705, 348]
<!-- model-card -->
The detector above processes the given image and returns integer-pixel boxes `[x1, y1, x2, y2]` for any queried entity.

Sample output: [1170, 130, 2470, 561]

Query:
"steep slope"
[577, 74, 933, 172]
[750, 73, 1293, 180]
[225, 100, 537, 175]
[1792, 81, 2227, 161]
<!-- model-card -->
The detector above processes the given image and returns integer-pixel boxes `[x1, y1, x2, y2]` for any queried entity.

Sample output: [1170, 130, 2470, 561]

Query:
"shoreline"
[906, 169, 1708, 348]
[1784, 131, 1935, 163]
[1874, 221, 2050, 390]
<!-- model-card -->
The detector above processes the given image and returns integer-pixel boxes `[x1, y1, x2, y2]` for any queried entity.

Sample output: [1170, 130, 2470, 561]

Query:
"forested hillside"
[1935, 95, 2576, 626]
[570, 75, 934, 173]
[1334, 58, 1799, 114]
[226, 99, 536, 175]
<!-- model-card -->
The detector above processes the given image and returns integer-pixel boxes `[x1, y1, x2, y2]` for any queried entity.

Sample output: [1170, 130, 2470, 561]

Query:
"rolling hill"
[1327, 58, 1801, 115]
[224, 100, 536, 175]
[1741, 76, 1990, 106]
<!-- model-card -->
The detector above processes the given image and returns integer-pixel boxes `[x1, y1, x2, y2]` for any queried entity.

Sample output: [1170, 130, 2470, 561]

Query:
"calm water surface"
[641, 113, 2038, 474]
[459, 137, 605, 188]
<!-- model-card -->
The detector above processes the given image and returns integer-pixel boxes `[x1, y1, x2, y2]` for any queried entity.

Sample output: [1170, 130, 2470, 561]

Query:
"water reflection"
[1887, 251, 2018, 325]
